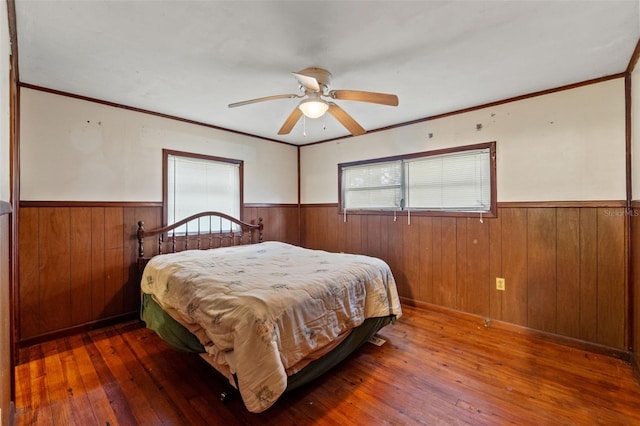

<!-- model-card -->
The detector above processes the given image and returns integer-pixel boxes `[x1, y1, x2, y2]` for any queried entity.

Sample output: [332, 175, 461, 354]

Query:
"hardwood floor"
[14, 305, 640, 425]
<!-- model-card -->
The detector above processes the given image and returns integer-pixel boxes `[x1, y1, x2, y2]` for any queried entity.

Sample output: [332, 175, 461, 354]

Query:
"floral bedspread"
[141, 241, 402, 413]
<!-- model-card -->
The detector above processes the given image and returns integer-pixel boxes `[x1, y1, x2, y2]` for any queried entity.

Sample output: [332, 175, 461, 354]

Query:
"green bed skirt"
[140, 293, 205, 352]
[140, 293, 394, 391]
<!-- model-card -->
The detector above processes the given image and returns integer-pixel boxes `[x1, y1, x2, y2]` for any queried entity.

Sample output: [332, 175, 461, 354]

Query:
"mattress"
[140, 241, 402, 412]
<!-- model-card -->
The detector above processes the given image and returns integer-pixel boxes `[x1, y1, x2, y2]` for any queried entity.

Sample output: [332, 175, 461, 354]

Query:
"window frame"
[162, 149, 244, 227]
[337, 141, 497, 218]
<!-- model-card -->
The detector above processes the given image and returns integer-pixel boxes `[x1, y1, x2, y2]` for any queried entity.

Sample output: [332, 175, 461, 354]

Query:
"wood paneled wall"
[301, 204, 628, 350]
[17, 201, 628, 352]
[243, 204, 300, 245]
[631, 202, 640, 373]
[17, 203, 299, 343]
[0, 211, 12, 423]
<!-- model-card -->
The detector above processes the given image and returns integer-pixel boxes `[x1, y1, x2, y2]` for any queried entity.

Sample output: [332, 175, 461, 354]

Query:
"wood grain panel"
[402, 218, 421, 301]
[281, 206, 299, 245]
[0, 214, 11, 420]
[440, 218, 457, 310]
[579, 208, 598, 342]
[455, 217, 468, 313]
[365, 215, 383, 260]
[39, 208, 71, 333]
[104, 248, 124, 318]
[632, 204, 640, 370]
[317, 207, 334, 252]
[243, 205, 299, 246]
[431, 218, 444, 306]
[299, 206, 309, 246]
[315, 206, 331, 252]
[489, 215, 503, 319]
[385, 216, 405, 298]
[325, 207, 340, 252]
[333, 209, 346, 252]
[69, 208, 92, 325]
[90, 208, 105, 322]
[300, 207, 319, 248]
[527, 208, 557, 333]
[464, 218, 490, 317]
[556, 208, 580, 338]
[418, 217, 433, 303]
[344, 214, 362, 256]
[123, 208, 142, 313]
[500, 208, 528, 326]
[104, 208, 124, 317]
[19, 208, 40, 338]
[596, 208, 626, 349]
[264, 207, 283, 242]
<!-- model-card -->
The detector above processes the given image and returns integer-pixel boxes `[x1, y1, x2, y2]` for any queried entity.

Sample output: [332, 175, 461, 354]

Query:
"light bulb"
[298, 98, 329, 118]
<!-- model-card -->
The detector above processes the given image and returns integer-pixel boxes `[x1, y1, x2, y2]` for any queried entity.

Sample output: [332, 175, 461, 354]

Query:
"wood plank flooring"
[14, 305, 640, 425]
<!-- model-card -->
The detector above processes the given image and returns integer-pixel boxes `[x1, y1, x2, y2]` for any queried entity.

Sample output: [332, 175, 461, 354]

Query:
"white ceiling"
[14, 0, 640, 145]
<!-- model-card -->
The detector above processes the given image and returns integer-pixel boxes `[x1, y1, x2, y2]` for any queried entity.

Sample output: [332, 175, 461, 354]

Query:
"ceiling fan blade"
[228, 94, 302, 108]
[327, 103, 365, 136]
[292, 72, 320, 92]
[277, 106, 303, 135]
[329, 90, 399, 106]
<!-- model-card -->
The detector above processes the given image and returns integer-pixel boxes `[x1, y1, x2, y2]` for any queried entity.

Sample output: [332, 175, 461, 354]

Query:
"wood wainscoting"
[243, 203, 300, 245]
[17, 202, 299, 344]
[301, 203, 628, 351]
[16, 200, 630, 353]
[632, 201, 640, 377]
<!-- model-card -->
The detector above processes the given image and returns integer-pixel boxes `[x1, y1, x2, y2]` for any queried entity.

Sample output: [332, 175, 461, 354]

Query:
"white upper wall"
[0, 2, 10, 202]
[20, 77, 628, 205]
[633, 56, 640, 201]
[301, 78, 626, 204]
[0, 6, 12, 426]
[20, 88, 298, 203]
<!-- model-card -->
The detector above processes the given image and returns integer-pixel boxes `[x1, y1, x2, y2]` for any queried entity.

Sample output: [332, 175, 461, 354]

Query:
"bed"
[136, 212, 402, 413]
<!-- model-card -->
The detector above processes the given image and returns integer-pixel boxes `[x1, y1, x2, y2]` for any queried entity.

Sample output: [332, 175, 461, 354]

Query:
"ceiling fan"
[228, 67, 399, 136]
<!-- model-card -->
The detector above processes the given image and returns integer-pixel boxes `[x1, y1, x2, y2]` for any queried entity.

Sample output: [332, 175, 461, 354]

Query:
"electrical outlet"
[496, 277, 505, 291]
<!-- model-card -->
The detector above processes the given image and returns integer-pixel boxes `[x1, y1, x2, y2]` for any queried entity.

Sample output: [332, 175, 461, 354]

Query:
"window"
[164, 150, 243, 232]
[342, 160, 403, 210]
[339, 142, 496, 217]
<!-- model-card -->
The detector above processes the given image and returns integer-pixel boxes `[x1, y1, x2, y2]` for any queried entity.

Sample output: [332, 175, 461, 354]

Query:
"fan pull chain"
[303, 115, 307, 137]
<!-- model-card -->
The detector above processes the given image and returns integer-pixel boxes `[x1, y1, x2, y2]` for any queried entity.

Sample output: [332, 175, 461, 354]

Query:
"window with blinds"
[342, 160, 403, 210]
[339, 142, 495, 216]
[164, 150, 242, 233]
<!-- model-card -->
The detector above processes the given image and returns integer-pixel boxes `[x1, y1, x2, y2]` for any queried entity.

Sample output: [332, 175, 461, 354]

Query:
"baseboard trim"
[17, 312, 139, 349]
[400, 297, 632, 363]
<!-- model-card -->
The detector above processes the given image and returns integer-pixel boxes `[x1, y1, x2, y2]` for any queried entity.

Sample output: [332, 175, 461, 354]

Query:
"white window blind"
[167, 154, 240, 232]
[405, 148, 491, 212]
[340, 144, 493, 214]
[342, 160, 402, 210]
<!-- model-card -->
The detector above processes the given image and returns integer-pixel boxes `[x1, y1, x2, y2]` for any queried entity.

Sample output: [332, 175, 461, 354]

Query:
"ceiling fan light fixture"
[230, 67, 398, 136]
[298, 98, 329, 118]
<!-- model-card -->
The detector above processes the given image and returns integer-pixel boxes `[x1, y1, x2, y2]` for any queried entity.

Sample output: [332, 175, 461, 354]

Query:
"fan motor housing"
[298, 67, 332, 89]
